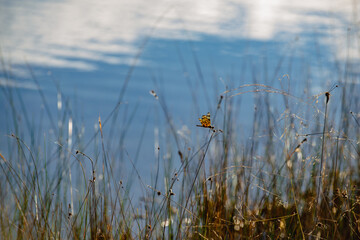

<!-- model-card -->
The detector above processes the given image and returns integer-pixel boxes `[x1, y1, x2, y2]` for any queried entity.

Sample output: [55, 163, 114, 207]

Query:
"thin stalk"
[316, 92, 330, 221]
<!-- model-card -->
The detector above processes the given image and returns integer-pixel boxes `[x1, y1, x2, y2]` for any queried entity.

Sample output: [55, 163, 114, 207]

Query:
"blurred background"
[0, 0, 359, 197]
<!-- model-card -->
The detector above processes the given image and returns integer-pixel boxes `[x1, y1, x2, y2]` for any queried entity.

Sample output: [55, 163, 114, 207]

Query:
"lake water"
[0, 0, 359, 195]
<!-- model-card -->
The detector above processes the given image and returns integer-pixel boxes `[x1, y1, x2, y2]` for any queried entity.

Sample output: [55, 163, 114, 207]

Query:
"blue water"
[0, 0, 359, 199]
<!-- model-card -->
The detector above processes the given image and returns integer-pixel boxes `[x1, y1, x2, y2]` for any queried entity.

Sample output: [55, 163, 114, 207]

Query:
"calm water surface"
[0, 0, 359, 192]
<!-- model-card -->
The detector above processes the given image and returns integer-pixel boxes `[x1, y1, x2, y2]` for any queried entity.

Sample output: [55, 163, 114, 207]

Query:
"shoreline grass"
[1, 54, 360, 239]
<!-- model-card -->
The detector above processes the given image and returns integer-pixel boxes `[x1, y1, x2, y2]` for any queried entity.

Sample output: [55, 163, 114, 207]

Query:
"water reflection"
[0, 0, 358, 72]
[0, 0, 359, 219]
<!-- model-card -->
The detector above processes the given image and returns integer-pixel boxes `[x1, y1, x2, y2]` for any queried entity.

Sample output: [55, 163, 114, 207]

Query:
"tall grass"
[0, 55, 360, 239]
